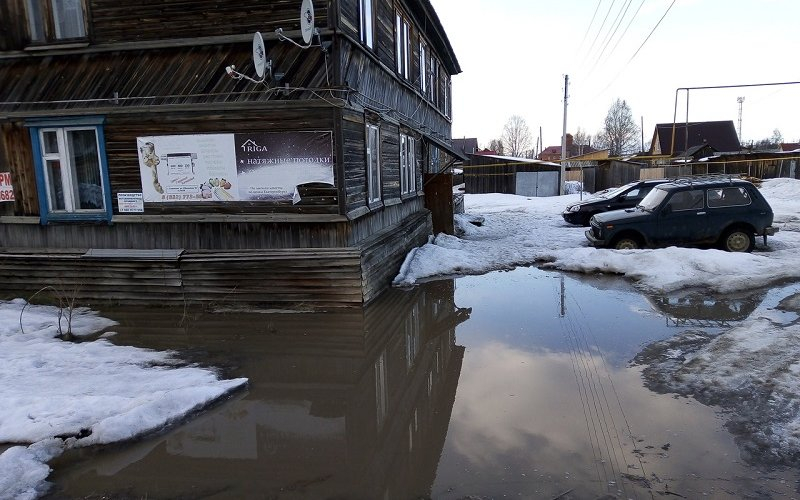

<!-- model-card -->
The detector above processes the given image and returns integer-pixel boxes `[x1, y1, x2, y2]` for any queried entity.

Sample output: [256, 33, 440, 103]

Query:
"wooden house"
[0, 0, 462, 309]
[649, 121, 740, 157]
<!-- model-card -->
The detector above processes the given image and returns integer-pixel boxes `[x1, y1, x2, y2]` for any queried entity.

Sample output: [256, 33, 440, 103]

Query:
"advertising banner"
[0, 172, 14, 203]
[136, 131, 334, 204]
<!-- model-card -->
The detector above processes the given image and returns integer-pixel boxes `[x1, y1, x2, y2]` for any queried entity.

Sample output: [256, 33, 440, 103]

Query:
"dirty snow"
[394, 177, 800, 293]
[395, 177, 800, 465]
[0, 300, 247, 500]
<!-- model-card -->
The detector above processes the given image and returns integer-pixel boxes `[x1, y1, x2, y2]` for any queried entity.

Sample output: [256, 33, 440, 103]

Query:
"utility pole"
[560, 75, 569, 195]
[641, 116, 644, 152]
[737, 96, 745, 143]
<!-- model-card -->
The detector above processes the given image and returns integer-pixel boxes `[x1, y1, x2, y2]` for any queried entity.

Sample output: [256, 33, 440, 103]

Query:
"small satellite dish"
[300, 0, 315, 45]
[253, 31, 266, 78]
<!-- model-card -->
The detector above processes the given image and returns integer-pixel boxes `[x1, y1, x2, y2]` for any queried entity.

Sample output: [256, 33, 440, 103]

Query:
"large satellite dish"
[253, 31, 266, 78]
[300, 0, 315, 45]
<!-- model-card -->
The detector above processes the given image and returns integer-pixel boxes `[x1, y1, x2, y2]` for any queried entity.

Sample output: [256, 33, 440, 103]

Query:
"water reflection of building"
[54, 281, 470, 499]
[646, 290, 765, 327]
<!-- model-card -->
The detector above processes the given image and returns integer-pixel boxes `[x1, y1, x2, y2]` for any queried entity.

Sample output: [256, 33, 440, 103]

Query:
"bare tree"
[501, 115, 532, 157]
[488, 138, 505, 155]
[752, 128, 783, 150]
[573, 127, 593, 156]
[595, 99, 640, 156]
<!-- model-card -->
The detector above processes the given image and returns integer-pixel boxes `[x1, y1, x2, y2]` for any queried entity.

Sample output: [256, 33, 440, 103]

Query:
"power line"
[627, 0, 676, 64]
[606, 0, 647, 63]
[585, 0, 635, 78]
[591, 0, 675, 98]
[575, 0, 604, 58]
[582, 0, 617, 66]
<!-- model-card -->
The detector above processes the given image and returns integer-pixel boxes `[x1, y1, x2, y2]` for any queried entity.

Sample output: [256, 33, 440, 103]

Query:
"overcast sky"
[430, 0, 800, 150]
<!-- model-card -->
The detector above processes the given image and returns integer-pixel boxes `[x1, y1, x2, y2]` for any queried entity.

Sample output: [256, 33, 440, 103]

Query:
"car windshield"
[638, 186, 669, 211]
[599, 182, 637, 199]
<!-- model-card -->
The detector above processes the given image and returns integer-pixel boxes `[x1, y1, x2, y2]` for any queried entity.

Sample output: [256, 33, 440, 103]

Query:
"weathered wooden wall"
[0, 123, 37, 215]
[0, 0, 330, 49]
[338, 39, 450, 145]
[0, 219, 350, 250]
[0, 207, 431, 308]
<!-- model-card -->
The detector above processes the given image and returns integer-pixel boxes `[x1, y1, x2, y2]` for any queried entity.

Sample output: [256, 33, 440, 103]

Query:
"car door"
[654, 188, 710, 245]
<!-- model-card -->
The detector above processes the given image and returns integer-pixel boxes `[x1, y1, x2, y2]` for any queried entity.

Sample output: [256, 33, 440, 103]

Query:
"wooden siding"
[0, 0, 329, 49]
[339, 39, 450, 142]
[89, 1, 329, 44]
[0, 248, 364, 309]
[0, 206, 431, 308]
[0, 43, 331, 113]
[0, 123, 37, 215]
[360, 209, 430, 303]
[341, 110, 368, 213]
[0, 219, 352, 250]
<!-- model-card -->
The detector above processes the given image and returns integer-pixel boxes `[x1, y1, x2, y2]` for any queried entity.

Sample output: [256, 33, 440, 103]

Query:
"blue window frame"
[26, 116, 112, 224]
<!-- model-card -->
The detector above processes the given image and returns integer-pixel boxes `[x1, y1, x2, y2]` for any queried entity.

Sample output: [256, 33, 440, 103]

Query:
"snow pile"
[0, 299, 247, 499]
[394, 177, 800, 294]
[634, 297, 800, 464]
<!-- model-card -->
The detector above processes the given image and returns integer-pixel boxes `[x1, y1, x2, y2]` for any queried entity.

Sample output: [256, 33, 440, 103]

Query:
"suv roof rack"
[670, 173, 744, 186]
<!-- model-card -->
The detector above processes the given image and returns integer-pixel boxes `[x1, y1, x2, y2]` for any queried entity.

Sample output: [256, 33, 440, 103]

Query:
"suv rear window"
[707, 187, 752, 208]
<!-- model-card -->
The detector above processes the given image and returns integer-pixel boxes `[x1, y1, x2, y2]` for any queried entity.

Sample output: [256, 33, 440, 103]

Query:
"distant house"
[538, 134, 596, 162]
[650, 121, 740, 157]
[452, 138, 479, 157]
[781, 143, 800, 152]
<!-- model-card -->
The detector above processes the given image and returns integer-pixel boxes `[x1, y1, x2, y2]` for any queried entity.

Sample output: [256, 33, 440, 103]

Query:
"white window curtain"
[52, 0, 86, 39]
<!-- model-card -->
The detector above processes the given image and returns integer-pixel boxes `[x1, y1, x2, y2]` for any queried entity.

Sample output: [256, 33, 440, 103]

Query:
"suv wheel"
[721, 227, 755, 253]
[613, 236, 642, 250]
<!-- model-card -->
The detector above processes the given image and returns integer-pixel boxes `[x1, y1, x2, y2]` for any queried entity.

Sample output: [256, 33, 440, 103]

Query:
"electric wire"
[564, 283, 656, 499]
[555, 278, 632, 498]
[592, 0, 676, 99]
[594, 0, 635, 67]
[627, 0, 676, 64]
[555, 274, 661, 499]
[581, 0, 618, 67]
[585, 0, 635, 79]
[575, 0, 604, 59]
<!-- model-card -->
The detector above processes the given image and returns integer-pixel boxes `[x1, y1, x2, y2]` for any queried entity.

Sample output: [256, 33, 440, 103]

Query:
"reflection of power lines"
[552, 275, 649, 498]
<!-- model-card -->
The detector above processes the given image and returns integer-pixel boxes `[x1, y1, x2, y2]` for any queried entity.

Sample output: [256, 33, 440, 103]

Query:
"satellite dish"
[300, 0, 315, 45]
[253, 31, 266, 78]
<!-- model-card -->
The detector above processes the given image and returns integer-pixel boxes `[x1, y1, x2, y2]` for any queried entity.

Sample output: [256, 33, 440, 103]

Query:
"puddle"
[40, 268, 800, 499]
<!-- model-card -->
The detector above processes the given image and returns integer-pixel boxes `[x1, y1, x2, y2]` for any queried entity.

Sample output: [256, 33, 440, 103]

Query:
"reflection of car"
[585, 177, 778, 252]
[562, 179, 669, 226]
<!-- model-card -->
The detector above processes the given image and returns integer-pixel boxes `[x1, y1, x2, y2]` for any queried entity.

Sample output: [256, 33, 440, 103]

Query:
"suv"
[562, 179, 669, 226]
[585, 177, 777, 252]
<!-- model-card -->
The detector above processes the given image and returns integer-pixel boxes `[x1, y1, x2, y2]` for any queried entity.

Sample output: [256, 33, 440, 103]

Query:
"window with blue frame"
[27, 117, 112, 224]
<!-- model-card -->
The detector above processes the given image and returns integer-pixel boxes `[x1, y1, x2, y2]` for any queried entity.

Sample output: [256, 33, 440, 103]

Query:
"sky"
[430, 0, 800, 150]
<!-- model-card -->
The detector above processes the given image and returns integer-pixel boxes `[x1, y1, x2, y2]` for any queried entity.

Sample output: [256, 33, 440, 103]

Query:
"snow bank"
[0, 300, 248, 499]
[635, 300, 800, 464]
[394, 177, 800, 294]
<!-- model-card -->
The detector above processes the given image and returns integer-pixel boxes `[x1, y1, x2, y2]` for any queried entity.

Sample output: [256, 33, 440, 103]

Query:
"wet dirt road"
[43, 267, 800, 499]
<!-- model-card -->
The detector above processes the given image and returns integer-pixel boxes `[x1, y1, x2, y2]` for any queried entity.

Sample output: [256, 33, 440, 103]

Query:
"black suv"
[585, 177, 777, 252]
[562, 179, 668, 226]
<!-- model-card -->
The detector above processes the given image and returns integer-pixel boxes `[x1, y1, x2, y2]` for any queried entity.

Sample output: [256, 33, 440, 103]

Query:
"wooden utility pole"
[560, 75, 569, 195]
